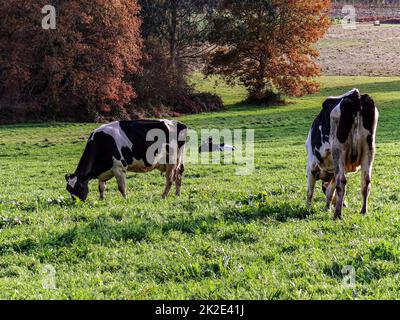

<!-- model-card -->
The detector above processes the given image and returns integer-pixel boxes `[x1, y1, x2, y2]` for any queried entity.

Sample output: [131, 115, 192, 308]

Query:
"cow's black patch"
[315, 150, 324, 164]
[177, 122, 188, 149]
[310, 97, 342, 162]
[337, 91, 361, 144]
[367, 135, 373, 152]
[121, 146, 133, 167]
[361, 94, 376, 134]
[322, 183, 327, 194]
[119, 120, 186, 167]
[75, 131, 121, 181]
[120, 120, 167, 166]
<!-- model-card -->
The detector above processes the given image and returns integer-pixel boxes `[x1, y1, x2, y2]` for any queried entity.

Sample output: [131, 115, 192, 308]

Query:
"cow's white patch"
[91, 121, 133, 159]
[331, 99, 342, 120]
[68, 176, 78, 188]
[327, 88, 359, 100]
[161, 119, 179, 144]
[161, 119, 187, 145]
[220, 144, 235, 152]
[161, 119, 175, 129]
[306, 130, 317, 171]
[199, 136, 236, 153]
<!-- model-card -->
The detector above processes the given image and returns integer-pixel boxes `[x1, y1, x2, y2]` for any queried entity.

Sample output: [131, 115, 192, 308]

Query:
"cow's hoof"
[343, 201, 348, 208]
[360, 209, 368, 215]
[333, 213, 342, 220]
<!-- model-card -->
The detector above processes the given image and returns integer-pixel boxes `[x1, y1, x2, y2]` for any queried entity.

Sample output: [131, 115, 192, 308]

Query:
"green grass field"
[1, 76, 400, 299]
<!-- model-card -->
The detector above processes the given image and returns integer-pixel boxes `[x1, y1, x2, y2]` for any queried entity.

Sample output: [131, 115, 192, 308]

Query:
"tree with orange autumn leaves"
[206, 0, 331, 102]
[0, 0, 332, 123]
[0, 0, 142, 121]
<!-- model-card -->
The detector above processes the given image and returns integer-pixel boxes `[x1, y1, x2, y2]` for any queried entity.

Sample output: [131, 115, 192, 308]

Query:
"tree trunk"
[169, 0, 178, 76]
[48, 0, 60, 115]
[251, 54, 267, 99]
[247, 53, 280, 104]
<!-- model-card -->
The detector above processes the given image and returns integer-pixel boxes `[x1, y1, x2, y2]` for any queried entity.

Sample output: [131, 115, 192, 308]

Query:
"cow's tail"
[177, 122, 188, 171]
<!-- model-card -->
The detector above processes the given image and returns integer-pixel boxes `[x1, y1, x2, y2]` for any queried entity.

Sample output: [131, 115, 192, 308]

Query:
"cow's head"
[65, 174, 89, 201]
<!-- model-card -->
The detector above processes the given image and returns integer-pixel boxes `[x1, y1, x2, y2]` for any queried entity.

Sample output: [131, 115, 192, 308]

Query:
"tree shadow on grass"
[0, 218, 154, 258]
[0, 200, 315, 258]
[223, 202, 313, 223]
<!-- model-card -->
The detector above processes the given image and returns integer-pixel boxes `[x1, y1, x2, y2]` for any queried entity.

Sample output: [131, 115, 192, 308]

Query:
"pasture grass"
[0, 76, 400, 299]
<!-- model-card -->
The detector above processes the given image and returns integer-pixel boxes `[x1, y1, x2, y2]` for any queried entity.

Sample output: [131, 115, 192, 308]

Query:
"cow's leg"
[306, 167, 317, 206]
[325, 179, 336, 211]
[332, 192, 348, 209]
[334, 174, 347, 220]
[333, 150, 347, 220]
[162, 165, 175, 199]
[114, 168, 127, 199]
[175, 164, 184, 196]
[99, 180, 107, 200]
[360, 150, 373, 215]
[98, 172, 114, 200]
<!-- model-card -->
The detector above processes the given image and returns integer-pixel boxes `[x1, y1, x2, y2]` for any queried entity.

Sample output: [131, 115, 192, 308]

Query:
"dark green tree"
[140, 0, 218, 78]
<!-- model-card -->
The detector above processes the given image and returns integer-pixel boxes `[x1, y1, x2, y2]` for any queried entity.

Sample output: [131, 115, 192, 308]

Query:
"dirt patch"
[317, 23, 400, 76]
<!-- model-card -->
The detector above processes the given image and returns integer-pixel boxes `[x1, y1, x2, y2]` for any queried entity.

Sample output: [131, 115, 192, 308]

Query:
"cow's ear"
[65, 174, 71, 182]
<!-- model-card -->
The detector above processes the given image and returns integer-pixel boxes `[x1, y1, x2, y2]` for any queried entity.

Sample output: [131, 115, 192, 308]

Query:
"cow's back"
[121, 120, 187, 171]
[86, 120, 187, 178]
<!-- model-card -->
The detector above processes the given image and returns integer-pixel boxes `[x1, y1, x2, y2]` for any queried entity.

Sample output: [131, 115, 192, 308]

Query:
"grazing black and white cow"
[66, 120, 188, 201]
[306, 89, 379, 220]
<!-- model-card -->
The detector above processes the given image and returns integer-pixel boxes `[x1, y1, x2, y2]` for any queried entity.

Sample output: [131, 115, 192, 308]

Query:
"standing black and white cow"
[306, 89, 379, 220]
[66, 120, 188, 201]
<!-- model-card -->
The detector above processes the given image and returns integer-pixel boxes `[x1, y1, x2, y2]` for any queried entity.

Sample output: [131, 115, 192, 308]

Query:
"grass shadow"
[0, 217, 154, 258]
[0, 200, 314, 258]
[161, 216, 217, 235]
[223, 202, 313, 223]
